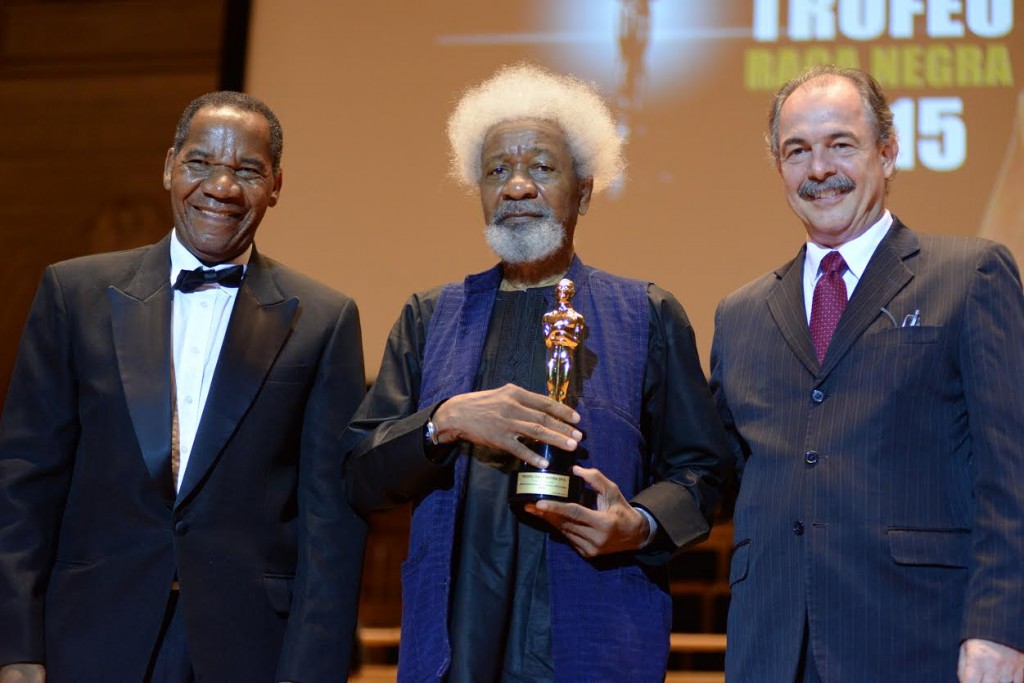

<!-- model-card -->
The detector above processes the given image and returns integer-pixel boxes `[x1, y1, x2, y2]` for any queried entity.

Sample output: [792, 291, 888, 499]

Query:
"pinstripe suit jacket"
[710, 219, 1024, 682]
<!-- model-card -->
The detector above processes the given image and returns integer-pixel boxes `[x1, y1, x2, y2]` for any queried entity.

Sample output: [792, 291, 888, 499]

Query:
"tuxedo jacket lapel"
[176, 251, 299, 507]
[767, 246, 819, 377]
[109, 236, 175, 505]
[818, 221, 919, 378]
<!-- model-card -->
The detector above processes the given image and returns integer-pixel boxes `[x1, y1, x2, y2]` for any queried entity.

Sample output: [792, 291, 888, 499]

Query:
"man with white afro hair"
[344, 64, 731, 682]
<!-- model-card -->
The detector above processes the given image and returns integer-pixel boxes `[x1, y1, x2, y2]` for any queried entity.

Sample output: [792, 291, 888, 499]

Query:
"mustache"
[491, 200, 554, 223]
[797, 175, 855, 200]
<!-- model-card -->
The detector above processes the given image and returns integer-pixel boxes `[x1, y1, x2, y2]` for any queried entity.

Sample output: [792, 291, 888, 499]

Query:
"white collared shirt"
[803, 211, 893, 323]
[169, 230, 250, 492]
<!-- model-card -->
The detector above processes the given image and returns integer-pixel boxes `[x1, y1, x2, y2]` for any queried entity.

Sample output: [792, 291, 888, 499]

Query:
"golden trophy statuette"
[508, 279, 586, 506]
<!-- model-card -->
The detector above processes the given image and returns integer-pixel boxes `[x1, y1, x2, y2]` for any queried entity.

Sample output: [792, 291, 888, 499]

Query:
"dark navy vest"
[398, 256, 671, 682]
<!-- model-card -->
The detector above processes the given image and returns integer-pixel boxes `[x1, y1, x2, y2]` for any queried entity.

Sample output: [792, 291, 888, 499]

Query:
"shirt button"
[793, 521, 805, 536]
[190, 346, 200, 354]
[811, 389, 825, 403]
[200, 301, 209, 308]
[805, 450, 819, 465]
[184, 396, 193, 405]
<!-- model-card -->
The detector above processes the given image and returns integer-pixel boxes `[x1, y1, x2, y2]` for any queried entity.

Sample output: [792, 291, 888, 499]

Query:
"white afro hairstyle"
[447, 63, 625, 194]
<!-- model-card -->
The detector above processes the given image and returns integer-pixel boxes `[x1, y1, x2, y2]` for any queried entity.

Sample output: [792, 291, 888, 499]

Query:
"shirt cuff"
[633, 505, 659, 549]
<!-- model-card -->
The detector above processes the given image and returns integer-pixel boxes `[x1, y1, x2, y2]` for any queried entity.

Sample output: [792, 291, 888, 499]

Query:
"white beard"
[484, 217, 566, 265]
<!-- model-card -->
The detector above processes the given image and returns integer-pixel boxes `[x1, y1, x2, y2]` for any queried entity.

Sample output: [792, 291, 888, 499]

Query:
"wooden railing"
[358, 627, 726, 654]
[353, 627, 726, 682]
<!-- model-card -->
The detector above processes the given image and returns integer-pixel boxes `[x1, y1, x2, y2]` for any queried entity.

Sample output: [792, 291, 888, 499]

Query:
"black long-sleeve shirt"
[342, 281, 731, 681]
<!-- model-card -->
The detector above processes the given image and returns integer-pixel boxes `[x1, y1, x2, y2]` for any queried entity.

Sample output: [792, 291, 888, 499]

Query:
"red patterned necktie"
[810, 251, 848, 363]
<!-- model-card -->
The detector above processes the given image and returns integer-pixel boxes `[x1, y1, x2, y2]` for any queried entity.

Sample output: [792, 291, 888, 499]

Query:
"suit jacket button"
[804, 450, 819, 465]
[793, 521, 805, 536]
[174, 521, 189, 536]
[811, 389, 825, 403]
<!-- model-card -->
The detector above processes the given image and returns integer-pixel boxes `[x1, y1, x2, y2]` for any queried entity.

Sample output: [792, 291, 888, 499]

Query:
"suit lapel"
[109, 236, 175, 504]
[176, 250, 298, 507]
[818, 220, 920, 378]
[767, 246, 819, 376]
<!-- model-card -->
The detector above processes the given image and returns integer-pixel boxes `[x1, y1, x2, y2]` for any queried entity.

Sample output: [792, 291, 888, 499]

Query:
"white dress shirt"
[803, 211, 893, 323]
[169, 230, 250, 492]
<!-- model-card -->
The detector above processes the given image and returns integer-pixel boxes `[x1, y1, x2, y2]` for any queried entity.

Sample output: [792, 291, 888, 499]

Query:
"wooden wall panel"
[0, 1, 228, 407]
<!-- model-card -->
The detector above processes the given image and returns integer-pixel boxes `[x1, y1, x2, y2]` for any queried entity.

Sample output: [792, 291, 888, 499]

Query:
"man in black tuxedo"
[0, 92, 367, 682]
[712, 66, 1024, 682]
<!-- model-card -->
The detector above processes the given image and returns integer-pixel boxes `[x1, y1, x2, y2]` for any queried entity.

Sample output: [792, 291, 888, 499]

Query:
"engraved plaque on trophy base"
[508, 441, 583, 505]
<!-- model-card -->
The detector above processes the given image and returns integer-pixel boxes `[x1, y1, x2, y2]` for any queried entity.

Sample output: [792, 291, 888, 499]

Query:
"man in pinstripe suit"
[711, 65, 1024, 682]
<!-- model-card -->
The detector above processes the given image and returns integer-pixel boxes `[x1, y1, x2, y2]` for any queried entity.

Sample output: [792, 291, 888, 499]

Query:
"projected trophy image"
[509, 279, 586, 505]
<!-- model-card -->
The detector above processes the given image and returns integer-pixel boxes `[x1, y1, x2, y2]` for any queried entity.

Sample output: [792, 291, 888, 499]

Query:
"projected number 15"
[892, 97, 966, 172]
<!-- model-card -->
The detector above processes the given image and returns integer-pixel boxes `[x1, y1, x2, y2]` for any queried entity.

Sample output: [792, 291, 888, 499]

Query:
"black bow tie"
[173, 265, 244, 293]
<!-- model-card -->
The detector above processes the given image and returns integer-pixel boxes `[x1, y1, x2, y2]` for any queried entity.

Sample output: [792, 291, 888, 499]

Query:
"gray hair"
[447, 64, 625, 193]
[174, 91, 284, 173]
[766, 65, 896, 168]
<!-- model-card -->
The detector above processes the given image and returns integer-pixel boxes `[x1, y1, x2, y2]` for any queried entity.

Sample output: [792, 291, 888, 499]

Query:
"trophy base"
[508, 442, 582, 505]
